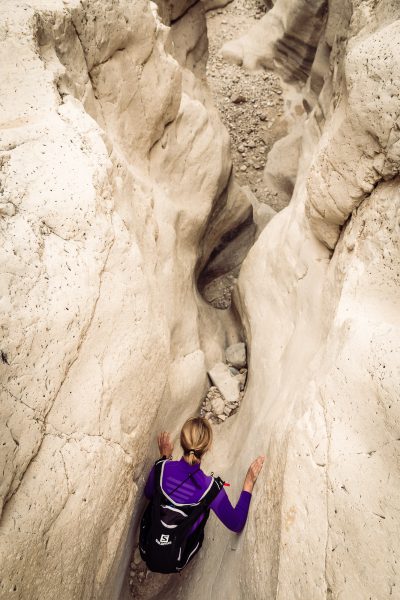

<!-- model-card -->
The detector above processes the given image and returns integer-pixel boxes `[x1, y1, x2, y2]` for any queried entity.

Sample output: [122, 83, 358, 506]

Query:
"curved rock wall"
[157, 1, 400, 599]
[2, 0, 399, 599]
[0, 1, 241, 598]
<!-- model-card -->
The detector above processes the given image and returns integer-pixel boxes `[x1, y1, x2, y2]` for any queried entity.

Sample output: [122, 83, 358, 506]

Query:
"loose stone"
[231, 93, 247, 104]
[226, 342, 247, 369]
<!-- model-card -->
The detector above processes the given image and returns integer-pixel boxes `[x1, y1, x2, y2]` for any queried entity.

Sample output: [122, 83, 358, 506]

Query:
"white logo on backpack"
[156, 534, 172, 546]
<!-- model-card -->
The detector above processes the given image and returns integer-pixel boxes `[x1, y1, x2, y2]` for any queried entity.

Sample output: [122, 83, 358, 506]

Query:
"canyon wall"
[160, 1, 400, 600]
[0, 1, 243, 598]
[1, 0, 399, 599]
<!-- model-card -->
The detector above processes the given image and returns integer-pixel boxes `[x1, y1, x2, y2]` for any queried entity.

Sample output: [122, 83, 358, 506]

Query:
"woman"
[141, 417, 264, 572]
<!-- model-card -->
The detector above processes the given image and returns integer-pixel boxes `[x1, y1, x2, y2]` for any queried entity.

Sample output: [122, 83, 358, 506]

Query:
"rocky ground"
[200, 341, 247, 423]
[206, 0, 287, 208]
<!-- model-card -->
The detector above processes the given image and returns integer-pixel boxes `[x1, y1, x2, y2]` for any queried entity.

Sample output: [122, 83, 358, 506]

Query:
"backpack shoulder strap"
[149, 458, 170, 524]
[176, 474, 224, 538]
[202, 475, 224, 507]
[153, 458, 168, 497]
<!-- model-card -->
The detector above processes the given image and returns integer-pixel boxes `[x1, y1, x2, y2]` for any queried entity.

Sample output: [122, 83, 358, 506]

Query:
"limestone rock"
[262, 125, 303, 210]
[221, 0, 327, 82]
[211, 396, 225, 415]
[160, 2, 400, 600]
[197, 179, 257, 309]
[3, 0, 400, 599]
[242, 185, 276, 234]
[225, 342, 246, 368]
[231, 93, 247, 104]
[0, 1, 235, 598]
[201, 0, 234, 12]
[155, 0, 198, 22]
[208, 362, 241, 404]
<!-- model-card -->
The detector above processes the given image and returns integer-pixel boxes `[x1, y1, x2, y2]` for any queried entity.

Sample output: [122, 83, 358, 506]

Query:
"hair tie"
[185, 448, 200, 458]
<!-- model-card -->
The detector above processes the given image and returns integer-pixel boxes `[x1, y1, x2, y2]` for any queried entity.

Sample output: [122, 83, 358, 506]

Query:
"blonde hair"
[180, 417, 212, 465]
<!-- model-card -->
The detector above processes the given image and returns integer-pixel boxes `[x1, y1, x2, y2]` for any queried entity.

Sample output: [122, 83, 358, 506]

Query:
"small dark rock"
[231, 93, 247, 104]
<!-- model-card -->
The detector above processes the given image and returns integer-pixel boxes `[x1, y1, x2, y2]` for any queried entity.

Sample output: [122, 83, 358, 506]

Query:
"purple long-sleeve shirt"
[144, 457, 251, 533]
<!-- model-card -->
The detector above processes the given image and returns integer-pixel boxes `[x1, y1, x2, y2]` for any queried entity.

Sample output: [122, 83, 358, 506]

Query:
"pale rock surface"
[210, 395, 225, 416]
[221, 0, 327, 81]
[198, 178, 256, 308]
[262, 124, 303, 209]
[158, 1, 400, 600]
[225, 342, 246, 368]
[2, 0, 400, 599]
[0, 1, 242, 599]
[208, 362, 241, 404]
[201, 0, 234, 12]
[242, 185, 277, 235]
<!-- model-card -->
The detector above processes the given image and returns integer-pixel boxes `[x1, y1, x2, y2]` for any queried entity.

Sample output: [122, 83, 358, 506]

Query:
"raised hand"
[157, 431, 174, 458]
[243, 455, 265, 493]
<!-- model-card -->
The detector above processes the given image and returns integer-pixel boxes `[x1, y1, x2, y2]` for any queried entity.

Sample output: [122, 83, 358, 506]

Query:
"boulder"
[242, 186, 277, 235]
[210, 396, 225, 415]
[208, 362, 241, 404]
[225, 342, 247, 368]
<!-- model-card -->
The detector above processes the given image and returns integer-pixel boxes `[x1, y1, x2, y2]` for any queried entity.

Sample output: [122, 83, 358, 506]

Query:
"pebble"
[231, 93, 247, 104]
[226, 343, 247, 369]
[227, 401, 239, 409]
[211, 396, 225, 415]
[240, 165, 247, 171]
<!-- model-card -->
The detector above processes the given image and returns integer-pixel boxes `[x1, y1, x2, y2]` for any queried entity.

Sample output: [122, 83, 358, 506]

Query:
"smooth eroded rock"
[208, 362, 241, 404]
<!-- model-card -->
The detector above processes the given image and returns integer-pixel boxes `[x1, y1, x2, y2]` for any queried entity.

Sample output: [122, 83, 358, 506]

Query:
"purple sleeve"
[209, 488, 252, 533]
[144, 465, 156, 499]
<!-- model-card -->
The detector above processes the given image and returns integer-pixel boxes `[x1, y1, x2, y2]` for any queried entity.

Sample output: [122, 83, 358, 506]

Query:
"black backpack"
[139, 458, 224, 573]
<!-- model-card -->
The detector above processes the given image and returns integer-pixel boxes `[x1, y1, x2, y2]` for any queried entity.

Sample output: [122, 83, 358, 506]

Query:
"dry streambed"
[206, 0, 287, 209]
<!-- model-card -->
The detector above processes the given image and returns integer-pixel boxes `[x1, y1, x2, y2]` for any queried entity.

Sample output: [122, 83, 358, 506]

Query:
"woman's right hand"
[157, 431, 174, 458]
[243, 456, 265, 493]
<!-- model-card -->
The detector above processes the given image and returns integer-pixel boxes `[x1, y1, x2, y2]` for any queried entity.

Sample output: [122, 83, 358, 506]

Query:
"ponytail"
[180, 417, 212, 464]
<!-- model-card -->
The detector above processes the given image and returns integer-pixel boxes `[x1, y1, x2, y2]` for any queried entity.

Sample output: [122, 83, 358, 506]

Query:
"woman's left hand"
[157, 431, 174, 458]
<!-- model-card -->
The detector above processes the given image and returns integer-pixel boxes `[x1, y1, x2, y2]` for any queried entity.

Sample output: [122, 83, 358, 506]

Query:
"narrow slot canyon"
[1, 1, 399, 600]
